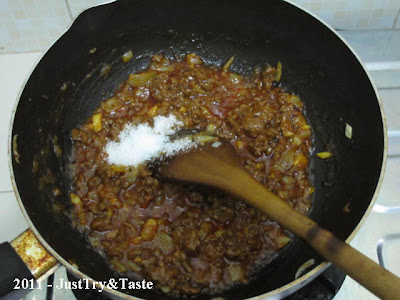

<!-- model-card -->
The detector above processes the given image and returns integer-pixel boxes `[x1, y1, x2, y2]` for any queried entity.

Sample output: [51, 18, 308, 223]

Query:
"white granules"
[105, 115, 194, 166]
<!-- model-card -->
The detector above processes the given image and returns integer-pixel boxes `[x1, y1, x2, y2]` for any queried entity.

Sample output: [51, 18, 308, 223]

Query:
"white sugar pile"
[105, 115, 195, 166]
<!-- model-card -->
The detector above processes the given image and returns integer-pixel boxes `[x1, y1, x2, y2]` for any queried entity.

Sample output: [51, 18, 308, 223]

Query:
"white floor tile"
[67, 0, 115, 19]
[369, 70, 400, 89]
[0, 0, 71, 53]
[394, 9, 400, 28]
[0, 52, 42, 192]
[376, 158, 400, 209]
[379, 89, 400, 132]
[340, 30, 400, 63]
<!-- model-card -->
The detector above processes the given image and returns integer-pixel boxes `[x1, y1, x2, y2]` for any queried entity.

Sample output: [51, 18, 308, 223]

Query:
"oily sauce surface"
[70, 54, 313, 295]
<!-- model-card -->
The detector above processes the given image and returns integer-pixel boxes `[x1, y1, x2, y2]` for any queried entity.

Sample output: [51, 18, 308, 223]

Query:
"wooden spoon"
[158, 140, 400, 299]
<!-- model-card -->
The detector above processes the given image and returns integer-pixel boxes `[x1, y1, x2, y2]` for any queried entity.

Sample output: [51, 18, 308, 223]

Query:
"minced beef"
[69, 53, 313, 295]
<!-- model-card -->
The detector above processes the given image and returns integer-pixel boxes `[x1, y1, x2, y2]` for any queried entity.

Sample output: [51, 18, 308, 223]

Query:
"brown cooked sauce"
[69, 53, 313, 295]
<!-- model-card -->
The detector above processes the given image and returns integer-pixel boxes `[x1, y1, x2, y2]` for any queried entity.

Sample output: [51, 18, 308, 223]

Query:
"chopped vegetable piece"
[109, 198, 118, 205]
[226, 264, 245, 282]
[160, 286, 171, 293]
[229, 73, 242, 83]
[186, 53, 203, 68]
[295, 259, 315, 279]
[189, 79, 208, 94]
[151, 64, 175, 72]
[158, 231, 174, 254]
[289, 95, 302, 108]
[92, 113, 102, 132]
[235, 140, 245, 149]
[294, 154, 308, 168]
[282, 149, 296, 165]
[140, 218, 158, 241]
[214, 228, 225, 238]
[131, 236, 142, 245]
[275, 61, 282, 81]
[343, 202, 351, 213]
[111, 165, 127, 172]
[122, 50, 133, 63]
[13, 135, 20, 164]
[200, 105, 211, 115]
[128, 71, 156, 87]
[106, 230, 118, 239]
[222, 55, 235, 71]
[147, 105, 158, 116]
[255, 163, 264, 169]
[282, 176, 295, 185]
[100, 64, 111, 76]
[195, 134, 218, 145]
[126, 260, 142, 272]
[207, 123, 217, 131]
[70, 193, 82, 206]
[277, 235, 291, 248]
[317, 152, 332, 159]
[345, 123, 352, 139]
[106, 207, 113, 218]
[292, 136, 302, 146]
[199, 222, 213, 238]
[112, 261, 128, 272]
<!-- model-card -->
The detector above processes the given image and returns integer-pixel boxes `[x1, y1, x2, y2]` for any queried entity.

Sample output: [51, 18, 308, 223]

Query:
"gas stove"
[1, 28, 399, 300]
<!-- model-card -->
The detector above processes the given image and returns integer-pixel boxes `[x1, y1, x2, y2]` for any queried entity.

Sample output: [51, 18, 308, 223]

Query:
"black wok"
[2, 0, 386, 299]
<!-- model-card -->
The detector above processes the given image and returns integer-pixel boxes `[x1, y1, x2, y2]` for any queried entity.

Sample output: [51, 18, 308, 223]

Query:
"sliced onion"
[275, 61, 282, 81]
[13, 135, 20, 164]
[128, 71, 156, 87]
[295, 258, 315, 280]
[157, 231, 174, 255]
[345, 123, 352, 139]
[222, 55, 235, 71]
[122, 50, 133, 63]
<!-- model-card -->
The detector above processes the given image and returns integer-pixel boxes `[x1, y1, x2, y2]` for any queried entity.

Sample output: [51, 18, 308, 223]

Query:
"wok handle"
[0, 242, 33, 297]
[234, 176, 400, 300]
[0, 229, 59, 297]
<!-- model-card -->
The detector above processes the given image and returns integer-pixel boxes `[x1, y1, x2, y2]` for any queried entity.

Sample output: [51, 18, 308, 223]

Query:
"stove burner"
[66, 265, 346, 300]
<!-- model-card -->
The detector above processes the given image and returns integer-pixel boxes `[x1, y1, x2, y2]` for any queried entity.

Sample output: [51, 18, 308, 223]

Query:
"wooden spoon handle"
[159, 143, 400, 299]
[226, 170, 400, 300]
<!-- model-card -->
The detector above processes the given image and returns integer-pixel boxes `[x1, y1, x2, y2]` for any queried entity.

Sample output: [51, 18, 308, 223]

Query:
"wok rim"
[7, 0, 388, 299]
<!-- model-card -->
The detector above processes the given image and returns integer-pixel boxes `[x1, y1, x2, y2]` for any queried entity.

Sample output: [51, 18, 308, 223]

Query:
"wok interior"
[11, 0, 384, 298]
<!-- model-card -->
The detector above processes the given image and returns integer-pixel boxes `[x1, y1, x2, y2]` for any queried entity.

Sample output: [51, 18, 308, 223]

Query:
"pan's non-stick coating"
[11, 0, 384, 299]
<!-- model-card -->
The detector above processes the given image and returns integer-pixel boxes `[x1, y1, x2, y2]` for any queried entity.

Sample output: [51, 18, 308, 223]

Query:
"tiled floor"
[0, 0, 71, 53]
[66, 0, 114, 18]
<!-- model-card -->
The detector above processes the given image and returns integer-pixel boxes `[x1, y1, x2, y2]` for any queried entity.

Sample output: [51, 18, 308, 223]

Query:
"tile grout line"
[377, 86, 400, 91]
[0, 190, 14, 194]
[64, 0, 74, 21]
[392, 8, 400, 28]
[0, 50, 43, 55]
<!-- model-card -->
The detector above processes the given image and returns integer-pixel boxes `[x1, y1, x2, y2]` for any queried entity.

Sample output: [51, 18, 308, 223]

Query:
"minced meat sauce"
[69, 54, 313, 295]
